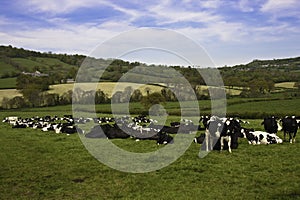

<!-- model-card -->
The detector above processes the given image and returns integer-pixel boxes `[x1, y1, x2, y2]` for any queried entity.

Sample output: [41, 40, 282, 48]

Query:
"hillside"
[0, 45, 300, 90]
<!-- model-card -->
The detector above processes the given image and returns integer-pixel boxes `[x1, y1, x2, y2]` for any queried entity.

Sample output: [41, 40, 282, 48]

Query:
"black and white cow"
[261, 116, 281, 134]
[215, 118, 242, 153]
[199, 115, 210, 130]
[194, 133, 205, 144]
[241, 128, 283, 145]
[201, 116, 224, 152]
[198, 116, 242, 153]
[281, 116, 298, 143]
[156, 132, 174, 145]
[2, 116, 19, 125]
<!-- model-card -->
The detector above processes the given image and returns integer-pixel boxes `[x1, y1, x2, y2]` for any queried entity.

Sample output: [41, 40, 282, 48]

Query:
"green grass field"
[1, 106, 300, 199]
[0, 77, 17, 89]
[0, 60, 18, 77]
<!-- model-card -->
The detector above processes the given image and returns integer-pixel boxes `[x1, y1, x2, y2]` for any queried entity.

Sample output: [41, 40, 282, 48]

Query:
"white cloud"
[21, 0, 142, 22]
[0, 18, 135, 55]
[260, 0, 299, 12]
[199, 0, 223, 9]
[148, 1, 222, 25]
[23, 0, 105, 14]
[238, 0, 254, 12]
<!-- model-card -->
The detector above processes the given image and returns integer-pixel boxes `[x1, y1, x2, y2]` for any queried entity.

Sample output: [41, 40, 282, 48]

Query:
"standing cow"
[261, 116, 281, 134]
[281, 116, 298, 143]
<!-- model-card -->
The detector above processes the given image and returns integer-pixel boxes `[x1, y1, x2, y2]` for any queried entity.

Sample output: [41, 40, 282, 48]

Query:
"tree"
[161, 88, 176, 101]
[60, 90, 73, 105]
[111, 91, 123, 103]
[16, 74, 50, 107]
[141, 92, 165, 115]
[123, 86, 133, 101]
[95, 89, 109, 104]
[130, 89, 143, 102]
[144, 87, 151, 96]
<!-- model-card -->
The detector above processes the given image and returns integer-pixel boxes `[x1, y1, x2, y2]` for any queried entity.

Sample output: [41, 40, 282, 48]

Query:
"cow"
[281, 116, 298, 143]
[194, 133, 205, 144]
[156, 132, 174, 145]
[85, 124, 115, 138]
[216, 118, 242, 153]
[2, 116, 19, 125]
[105, 124, 130, 139]
[241, 128, 283, 145]
[261, 116, 281, 134]
[199, 115, 210, 130]
[202, 116, 224, 152]
[170, 121, 181, 127]
[12, 122, 27, 128]
[198, 116, 242, 153]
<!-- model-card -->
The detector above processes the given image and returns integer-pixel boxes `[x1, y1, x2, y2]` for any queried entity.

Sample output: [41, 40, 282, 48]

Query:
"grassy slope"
[0, 108, 300, 199]
[11, 57, 75, 73]
[0, 60, 17, 75]
[0, 78, 17, 89]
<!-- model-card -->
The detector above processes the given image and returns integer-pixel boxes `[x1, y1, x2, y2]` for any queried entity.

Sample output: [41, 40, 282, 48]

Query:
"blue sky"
[1, 0, 300, 66]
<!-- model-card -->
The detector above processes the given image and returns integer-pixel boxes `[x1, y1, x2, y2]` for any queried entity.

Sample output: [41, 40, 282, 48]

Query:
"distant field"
[0, 77, 16, 89]
[274, 82, 296, 88]
[48, 82, 165, 97]
[226, 98, 300, 117]
[0, 89, 21, 103]
[0, 60, 17, 76]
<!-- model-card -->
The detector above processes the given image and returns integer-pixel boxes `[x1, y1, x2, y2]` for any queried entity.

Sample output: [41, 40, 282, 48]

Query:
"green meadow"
[1, 104, 300, 199]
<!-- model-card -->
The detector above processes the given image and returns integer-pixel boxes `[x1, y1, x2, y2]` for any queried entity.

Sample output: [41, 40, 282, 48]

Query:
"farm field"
[274, 82, 296, 89]
[0, 89, 22, 102]
[1, 106, 300, 199]
[49, 82, 165, 98]
[0, 80, 296, 104]
[0, 78, 17, 89]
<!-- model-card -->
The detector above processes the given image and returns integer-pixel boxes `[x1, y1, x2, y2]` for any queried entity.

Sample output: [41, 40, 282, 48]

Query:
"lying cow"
[2, 116, 19, 125]
[241, 128, 283, 145]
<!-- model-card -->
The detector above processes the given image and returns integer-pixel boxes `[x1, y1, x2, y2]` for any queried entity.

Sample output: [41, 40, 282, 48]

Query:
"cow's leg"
[284, 131, 287, 142]
[293, 131, 297, 143]
[220, 137, 224, 152]
[228, 136, 232, 153]
[205, 130, 209, 151]
[209, 135, 213, 151]
[289, 132, 293, 144]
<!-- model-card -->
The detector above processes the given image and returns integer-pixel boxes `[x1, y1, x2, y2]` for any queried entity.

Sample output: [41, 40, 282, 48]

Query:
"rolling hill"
[0, 45, 299, 90]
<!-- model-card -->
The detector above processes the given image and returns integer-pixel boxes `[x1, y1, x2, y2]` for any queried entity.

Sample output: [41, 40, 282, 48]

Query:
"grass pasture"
[0, 60, 18, 77]
[1, 107, 300, 199]
[0, 77, 17, 89]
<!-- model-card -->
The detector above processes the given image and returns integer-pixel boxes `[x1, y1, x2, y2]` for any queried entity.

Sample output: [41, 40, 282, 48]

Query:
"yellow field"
[0, 82, 244, 104]
[198, 85, 242, 96]
[274, 82, 296, 89]
[48, 82, 164, 97]
[0, 89, 22, 104]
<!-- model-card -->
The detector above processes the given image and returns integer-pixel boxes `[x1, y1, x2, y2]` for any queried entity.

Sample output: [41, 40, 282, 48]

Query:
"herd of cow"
[2, 114, 299, 152]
